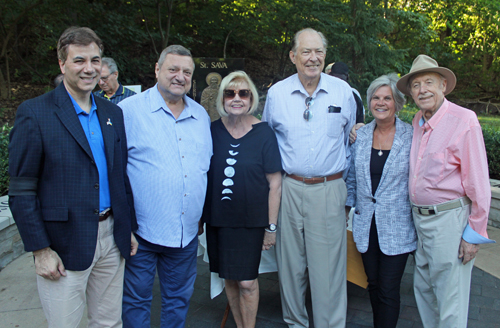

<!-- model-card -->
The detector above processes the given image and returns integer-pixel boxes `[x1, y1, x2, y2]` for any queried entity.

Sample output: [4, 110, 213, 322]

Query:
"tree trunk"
[0, 67, 8, 100]
[223, 30, 233, 59]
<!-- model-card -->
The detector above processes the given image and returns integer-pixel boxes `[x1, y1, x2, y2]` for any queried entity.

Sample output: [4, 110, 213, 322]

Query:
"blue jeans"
[122, 234, 198, 328]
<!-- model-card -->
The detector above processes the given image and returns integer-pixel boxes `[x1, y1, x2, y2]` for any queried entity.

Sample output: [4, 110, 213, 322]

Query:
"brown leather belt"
[286, 172, 343, 184]
[99, 208, 113, 222]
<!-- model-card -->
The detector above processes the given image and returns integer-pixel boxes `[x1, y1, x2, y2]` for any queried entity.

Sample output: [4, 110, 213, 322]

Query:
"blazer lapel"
[361, 121, 376, 196]
[97, 104, 115, 171]
[54, 86, 94, 160]
[376, 118, 404, 194]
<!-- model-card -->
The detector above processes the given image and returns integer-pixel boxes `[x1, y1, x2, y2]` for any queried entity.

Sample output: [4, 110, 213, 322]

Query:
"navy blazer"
[8, 83, 137, 271]
[346, 118, 417, 255]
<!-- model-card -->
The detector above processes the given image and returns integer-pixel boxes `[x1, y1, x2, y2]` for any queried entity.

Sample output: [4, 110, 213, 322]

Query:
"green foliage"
[482, 126, 500, 179]
[0, 124, 12, 196]
[390, 0, 500, 99]
[1, 0, 500, 101]
[478, 115, 500, 131]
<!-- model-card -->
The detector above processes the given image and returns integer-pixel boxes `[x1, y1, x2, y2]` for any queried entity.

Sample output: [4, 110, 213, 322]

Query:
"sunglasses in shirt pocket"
[327, 106, 345, 138]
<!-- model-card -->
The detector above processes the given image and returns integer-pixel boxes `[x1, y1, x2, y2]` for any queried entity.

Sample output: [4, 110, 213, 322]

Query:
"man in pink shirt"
[396, 54, 495, 327]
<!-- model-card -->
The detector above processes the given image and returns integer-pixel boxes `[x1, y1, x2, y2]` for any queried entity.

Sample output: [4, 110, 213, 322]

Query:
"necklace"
[377, 127, 394, 156]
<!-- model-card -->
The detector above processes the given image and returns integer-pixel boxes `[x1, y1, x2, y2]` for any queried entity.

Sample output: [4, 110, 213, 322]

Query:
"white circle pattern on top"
[221, 143, 240, 200]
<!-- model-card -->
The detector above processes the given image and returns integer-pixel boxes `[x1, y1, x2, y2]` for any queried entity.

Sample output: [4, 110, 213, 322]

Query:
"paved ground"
[1, 226, 500, 327]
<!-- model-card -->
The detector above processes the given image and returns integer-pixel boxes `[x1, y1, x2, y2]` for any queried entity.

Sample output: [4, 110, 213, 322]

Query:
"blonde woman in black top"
[203, 71, 282, 328]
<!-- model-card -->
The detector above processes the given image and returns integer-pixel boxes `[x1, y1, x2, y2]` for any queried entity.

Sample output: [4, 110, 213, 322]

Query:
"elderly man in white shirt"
[262, 28, 356, 328]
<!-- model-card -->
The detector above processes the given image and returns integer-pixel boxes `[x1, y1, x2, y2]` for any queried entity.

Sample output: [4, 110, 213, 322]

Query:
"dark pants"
[122, 234, 198, 328]
[361, 216, 410, 328]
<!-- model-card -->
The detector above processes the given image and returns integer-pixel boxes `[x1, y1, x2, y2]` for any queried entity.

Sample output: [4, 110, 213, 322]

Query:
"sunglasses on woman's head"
[223, 89, 251, 99]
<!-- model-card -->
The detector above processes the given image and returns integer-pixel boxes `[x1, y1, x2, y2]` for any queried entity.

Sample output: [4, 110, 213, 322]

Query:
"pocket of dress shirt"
[195, 141, 211, 172]
[326, 112, 344, 138]
[424, 152, 445, 184]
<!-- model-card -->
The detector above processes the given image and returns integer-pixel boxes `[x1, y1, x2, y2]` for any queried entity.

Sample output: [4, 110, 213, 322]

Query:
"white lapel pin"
[107, 118, 112, 126]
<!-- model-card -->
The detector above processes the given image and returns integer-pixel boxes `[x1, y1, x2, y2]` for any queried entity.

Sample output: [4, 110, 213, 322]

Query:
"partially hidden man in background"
[119, 45, 212, 328]
[398, 54, 495, 327]
[8, 26, 138, 327]
[94, 57, 136, 104]
[262, 28, 356, 327]
[329, 61, 365, 125]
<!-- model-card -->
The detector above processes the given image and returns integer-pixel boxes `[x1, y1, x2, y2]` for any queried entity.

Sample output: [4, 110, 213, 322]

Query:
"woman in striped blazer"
[345, 73, 417, 328]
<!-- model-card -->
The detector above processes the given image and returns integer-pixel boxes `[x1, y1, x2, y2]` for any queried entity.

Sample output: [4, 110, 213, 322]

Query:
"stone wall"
[0, 196, 25, 270]
[490, 180, 500, 229]
[0, 224, 25, 269]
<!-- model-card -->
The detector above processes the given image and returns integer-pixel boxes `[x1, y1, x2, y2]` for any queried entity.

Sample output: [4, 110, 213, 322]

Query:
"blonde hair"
[216, 71, 259, 117]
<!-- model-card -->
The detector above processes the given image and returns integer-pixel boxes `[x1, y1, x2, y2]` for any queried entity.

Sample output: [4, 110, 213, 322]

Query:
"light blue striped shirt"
[262, 73, 356, 177]
[119, 85, 212, 247]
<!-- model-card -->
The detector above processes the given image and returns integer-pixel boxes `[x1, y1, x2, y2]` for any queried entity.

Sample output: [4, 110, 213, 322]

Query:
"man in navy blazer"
[8, 27, 138, 327]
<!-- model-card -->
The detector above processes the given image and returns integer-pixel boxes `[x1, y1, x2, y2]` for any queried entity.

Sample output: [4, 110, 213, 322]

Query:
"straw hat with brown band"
[396, 54, 457, 96]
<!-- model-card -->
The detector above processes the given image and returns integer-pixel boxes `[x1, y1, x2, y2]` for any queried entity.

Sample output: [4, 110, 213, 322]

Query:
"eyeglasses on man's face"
[100, 72, 116, 82]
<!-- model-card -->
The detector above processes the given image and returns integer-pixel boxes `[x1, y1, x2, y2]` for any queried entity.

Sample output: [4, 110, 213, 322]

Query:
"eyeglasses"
[100, 73, 116, 82]
[223, 89, 251, 100]
[303, 97, 314, 121]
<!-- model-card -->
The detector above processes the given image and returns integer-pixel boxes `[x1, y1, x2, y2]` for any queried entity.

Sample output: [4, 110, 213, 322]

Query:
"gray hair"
[291, 28, 328, 54]
[102, 57, 118, 74]
[54, 74, 64, 87]
[367, 73, 406, 112]
[216, 71, 259, 117]
[158, 45, 194, 70]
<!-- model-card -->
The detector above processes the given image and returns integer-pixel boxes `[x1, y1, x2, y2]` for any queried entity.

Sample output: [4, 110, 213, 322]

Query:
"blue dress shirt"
[262, 73, 356, 177]
[67, 92, 110, 211]
[119, 84, 212, 248]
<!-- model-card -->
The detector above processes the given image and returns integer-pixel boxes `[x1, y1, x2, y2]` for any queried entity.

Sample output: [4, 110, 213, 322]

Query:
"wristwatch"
[266, 223, 277, 233]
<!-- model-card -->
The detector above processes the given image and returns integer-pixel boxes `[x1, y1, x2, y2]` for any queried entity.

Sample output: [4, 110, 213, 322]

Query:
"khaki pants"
[412, 198, 473, 328]
[276, 176, 347, 328]
[37, 216, 125, 328]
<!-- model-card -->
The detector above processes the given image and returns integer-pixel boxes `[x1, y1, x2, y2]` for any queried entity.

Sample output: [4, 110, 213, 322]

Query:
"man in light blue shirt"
[262, 28, 356, 328]
[119, 45, 212, 328]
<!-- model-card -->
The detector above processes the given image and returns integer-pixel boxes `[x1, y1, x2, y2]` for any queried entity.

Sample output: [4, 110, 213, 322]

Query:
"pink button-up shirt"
[409, 98, 490, 238]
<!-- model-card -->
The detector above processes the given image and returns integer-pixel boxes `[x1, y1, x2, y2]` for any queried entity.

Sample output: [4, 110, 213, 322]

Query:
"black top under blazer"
[8, 83, 137, 271]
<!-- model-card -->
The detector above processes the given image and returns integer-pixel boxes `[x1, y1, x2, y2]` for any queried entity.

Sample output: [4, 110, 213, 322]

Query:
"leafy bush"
[482, 126, 500, 180]
[0, 124, 12, 196]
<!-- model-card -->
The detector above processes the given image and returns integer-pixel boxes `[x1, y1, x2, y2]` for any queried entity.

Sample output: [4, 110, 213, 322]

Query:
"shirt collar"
[150, 83, 198, 120]
[290, 73, 329, 98]
[98, 83, 124, 99]
[67, 91, 97, 115]
[419, 98, 449, 130]
[114, 83, 124, 97]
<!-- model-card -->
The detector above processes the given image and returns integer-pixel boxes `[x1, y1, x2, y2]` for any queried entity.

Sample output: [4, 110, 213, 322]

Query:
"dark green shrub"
[0, 124, 12, 196]
[482, 126, 500, 180]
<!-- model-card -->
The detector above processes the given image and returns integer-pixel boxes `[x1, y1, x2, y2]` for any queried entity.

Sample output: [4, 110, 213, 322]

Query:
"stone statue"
[200, 72, 222, 121]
